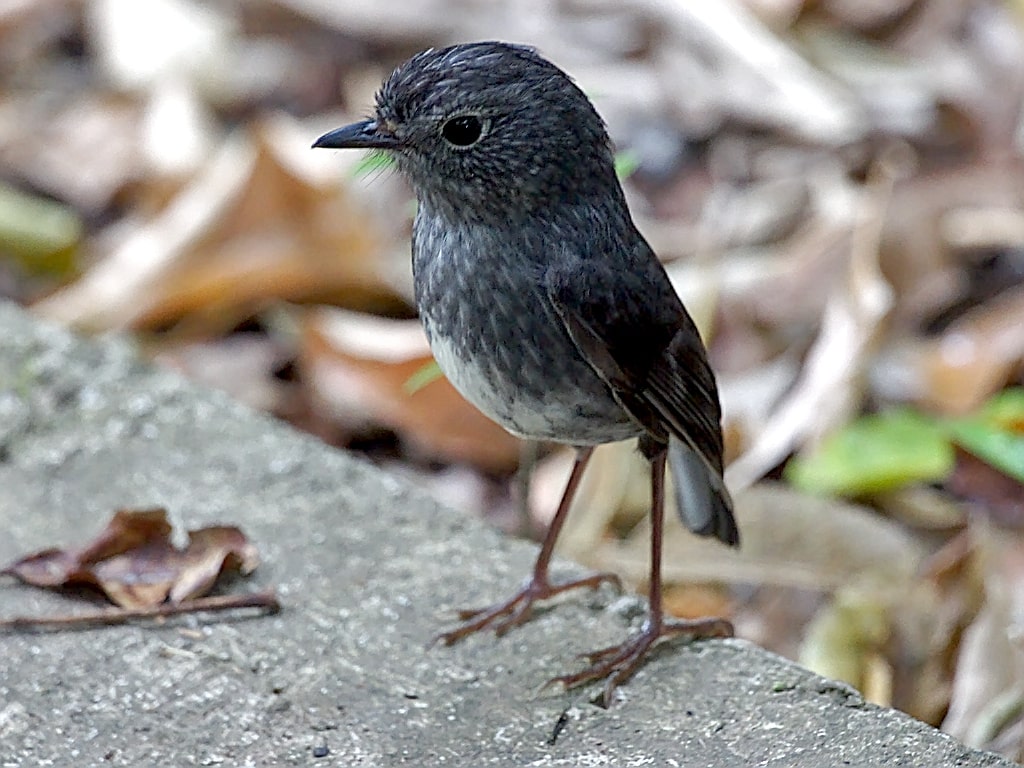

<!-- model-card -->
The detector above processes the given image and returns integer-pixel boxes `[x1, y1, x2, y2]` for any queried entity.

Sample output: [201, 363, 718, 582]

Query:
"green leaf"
[948, 420, 1024, 484]
[614, 149, 640, 180]
[978, 386, 1024, 430]
[404, 360, 443, 394]
[0, 181, 81, 276]
[939, 387, 1024, 483]
[786, 410, 955, 495]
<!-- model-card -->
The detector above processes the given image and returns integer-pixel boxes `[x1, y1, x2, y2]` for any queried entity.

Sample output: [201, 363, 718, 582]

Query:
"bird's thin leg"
[547, 442, 733, 706]
[435, 446, 622, 645]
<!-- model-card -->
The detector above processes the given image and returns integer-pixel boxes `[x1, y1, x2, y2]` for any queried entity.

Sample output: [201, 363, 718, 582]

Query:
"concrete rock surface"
[0, 302, 1013, 767]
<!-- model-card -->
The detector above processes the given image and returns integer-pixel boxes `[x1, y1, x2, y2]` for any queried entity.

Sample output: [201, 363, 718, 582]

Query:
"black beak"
[312, 119, 400, 150]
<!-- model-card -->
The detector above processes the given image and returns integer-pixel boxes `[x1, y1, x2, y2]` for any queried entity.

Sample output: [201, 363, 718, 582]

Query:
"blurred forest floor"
[3, 0, 1024, 759]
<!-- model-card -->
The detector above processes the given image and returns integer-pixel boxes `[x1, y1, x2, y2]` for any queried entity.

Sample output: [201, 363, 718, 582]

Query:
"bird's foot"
[434, 571, 622, 645]
[547, 614, 734, 707]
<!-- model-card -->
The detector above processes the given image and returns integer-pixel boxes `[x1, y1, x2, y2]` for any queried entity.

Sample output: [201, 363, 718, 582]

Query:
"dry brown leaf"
[299, 307, 521, 473]
[947, 446, 1024, 529]
[942, 521, 1024, 755]
[873, 485, 967, 530]
[725, 159, 896, 492]
[880, 161, 1024, 330]
[648, 0, 866, 143]
[664, 202, 852, 327]
[716, 355, 801, 464]
[34, 116, 406, 334]
[2, 509, 172, 591]
[798, 571, 955, 721]
[1, 508, 259, 609]
[798, 584, 894, 705]
[815, 0, 917, 32]
[598, 483, 925, 589]
[661, 582, 733, 622]
[168, 526, 260, 603]
[875, 287, 1024, 415]
[0, 92, 144, 214]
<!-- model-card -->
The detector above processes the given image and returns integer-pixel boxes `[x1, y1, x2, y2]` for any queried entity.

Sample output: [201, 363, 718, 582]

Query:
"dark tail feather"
[667, 438, 739, 547]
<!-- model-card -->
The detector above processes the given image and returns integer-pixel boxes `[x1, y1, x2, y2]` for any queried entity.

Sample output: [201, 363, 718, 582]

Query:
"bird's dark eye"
[441, 115, 484, 147]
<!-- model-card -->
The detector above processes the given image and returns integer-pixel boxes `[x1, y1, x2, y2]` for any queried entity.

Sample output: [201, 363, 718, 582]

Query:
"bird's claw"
[433, 571, 622, 646]
[547, 615, 734, 707]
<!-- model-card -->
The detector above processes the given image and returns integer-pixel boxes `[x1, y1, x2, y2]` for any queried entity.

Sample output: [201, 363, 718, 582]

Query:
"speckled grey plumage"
[414, 207, 642, 445]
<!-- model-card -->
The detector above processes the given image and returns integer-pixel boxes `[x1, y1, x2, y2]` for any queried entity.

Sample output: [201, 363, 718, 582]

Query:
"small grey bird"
[314, 41, 736, 705]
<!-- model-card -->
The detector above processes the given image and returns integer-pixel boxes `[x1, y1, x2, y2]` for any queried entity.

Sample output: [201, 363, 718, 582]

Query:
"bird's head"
[314, 42, 622, 222]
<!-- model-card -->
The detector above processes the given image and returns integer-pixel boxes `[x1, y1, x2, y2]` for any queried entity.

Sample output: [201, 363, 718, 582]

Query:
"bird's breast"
[412, 216, 639, 445]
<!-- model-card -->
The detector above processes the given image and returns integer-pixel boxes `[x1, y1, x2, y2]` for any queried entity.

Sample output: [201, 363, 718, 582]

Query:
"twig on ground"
[0, 590, 280, 632]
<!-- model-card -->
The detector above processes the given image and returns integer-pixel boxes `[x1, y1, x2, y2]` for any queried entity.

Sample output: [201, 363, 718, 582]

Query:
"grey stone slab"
[0, 301, 1013, 767]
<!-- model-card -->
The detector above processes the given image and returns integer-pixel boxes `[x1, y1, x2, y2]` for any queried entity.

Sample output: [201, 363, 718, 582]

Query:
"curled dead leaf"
[1, 508, 260, 609]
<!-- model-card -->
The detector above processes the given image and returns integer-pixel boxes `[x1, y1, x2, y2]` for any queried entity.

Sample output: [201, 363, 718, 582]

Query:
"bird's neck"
[412, 175, 633, 233]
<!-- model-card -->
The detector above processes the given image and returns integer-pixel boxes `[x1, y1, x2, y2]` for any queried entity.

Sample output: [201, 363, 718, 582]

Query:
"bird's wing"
[543, 249, 724, 472]
[544, 248, 737, 544]
[544, 237, 737, 544]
